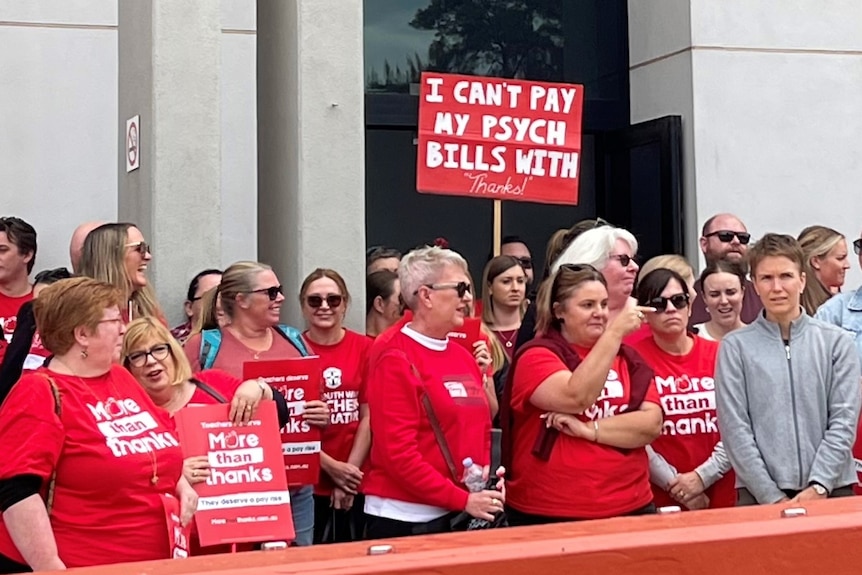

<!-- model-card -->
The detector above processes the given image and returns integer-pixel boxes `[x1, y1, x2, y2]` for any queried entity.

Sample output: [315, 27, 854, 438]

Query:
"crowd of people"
[0, 213, 860, 571]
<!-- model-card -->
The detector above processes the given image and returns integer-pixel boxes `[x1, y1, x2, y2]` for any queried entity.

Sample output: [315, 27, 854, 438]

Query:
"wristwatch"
[809, 482, 828, 496]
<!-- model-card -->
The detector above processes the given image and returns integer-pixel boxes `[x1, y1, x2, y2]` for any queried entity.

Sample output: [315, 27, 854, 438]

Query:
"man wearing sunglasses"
[690, 213, 763, 327]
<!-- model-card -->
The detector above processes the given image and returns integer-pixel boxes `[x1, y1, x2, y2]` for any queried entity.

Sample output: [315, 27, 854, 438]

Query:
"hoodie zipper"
[785, 337, 804, 488]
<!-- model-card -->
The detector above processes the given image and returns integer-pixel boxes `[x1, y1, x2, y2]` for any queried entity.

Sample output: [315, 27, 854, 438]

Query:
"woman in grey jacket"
[715, 233, 861, 505]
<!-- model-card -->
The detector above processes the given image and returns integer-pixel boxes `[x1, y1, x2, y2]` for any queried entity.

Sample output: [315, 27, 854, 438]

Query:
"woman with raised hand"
[504, 264, 661, 525]
[0, 278, 195, 572]
[78, 222, 164, 323]
[182, 261, 328, 547]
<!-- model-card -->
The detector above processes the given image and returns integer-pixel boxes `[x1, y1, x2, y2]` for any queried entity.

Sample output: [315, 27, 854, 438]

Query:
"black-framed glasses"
[608, 254, 637, 267]
[704, 230, 751, 245]
[306, 294, 344, 309]
[126, 343, 171, 367]
[648, 293, 690, 313]
[515, 257, 533, 270]
[854, 238, 862, 255]
[414, 281, 471, 298]
[249, 285, 283, 301]
[125, 240, 151, 255]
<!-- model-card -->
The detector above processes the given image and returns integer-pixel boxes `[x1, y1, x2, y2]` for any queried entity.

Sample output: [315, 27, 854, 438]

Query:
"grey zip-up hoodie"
[715, 310, 861, 504]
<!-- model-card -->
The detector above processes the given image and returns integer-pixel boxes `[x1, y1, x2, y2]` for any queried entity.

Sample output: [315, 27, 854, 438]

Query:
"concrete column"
[118, 0, 222, 325]
[257, 0, 366, 330]
[628, 0, 862, 283]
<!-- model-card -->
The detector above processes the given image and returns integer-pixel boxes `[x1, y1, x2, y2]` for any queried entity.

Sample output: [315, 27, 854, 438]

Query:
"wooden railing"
[62, 499, 862, 574]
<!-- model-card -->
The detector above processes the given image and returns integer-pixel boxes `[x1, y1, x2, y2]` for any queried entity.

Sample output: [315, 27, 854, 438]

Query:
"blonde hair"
[798, 225, 843, 314]
[399, 246, 470, 311]
[34, 277, 123, 356]
[122, 317, 192, 386]
[202, 261, 272, 330]
[639, 254, 695, 290]
[78, 223, 163, 320]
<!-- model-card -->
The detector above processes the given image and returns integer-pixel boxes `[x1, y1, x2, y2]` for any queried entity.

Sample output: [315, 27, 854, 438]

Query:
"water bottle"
[462, 457, 486, 492]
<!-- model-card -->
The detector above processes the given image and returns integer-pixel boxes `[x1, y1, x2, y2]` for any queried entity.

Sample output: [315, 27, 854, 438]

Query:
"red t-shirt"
[363, 327, 491, 512]
[507, 344, 658, 519]
[0, 290, 33, 365]
[0, 365, 184, 568]
[183, 327, 303, 379]
[303, 330, 371, 496]
[632, 336, 736, 509]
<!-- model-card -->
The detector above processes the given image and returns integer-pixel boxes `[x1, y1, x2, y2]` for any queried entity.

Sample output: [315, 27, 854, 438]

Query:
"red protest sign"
[447, 317, 482, 353]
[417, 72, 584, 205]
[174, 402, 295, 547]
[244, 357, 322, 487]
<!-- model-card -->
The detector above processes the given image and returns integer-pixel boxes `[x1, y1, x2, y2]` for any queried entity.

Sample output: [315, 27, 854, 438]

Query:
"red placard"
[244, 357, 322, 487]
[174, 402, 295, 547]
[447, 317, 482, 353]
[417, 72, 584, 205]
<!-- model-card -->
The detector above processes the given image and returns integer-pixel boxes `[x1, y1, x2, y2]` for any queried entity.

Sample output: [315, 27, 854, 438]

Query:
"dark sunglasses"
[249, 285, 283, 301]
[648, 293, 690, 313]
[515, 257, 533, 270]
[609, 254, 637, 267]
[854, 238, 862, 255]
[126, 343, 171, 367]
[306, 294, 344, 309]
[125, 240, 151, 255]
[414, 281, 471, 298]
[705, 230, 751, 245]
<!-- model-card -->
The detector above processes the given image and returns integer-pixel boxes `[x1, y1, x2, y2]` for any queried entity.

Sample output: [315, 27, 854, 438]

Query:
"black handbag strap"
[421, 393, 460, 483]
[191, 377, 228, 404]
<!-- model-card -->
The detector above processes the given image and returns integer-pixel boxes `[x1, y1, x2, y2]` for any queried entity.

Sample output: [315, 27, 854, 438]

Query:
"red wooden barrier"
[60, 499, 862, 575]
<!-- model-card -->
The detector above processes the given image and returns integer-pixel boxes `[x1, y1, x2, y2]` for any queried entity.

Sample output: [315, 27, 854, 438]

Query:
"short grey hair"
[551, 226, 638, 273]
[399, 246, 470, 311]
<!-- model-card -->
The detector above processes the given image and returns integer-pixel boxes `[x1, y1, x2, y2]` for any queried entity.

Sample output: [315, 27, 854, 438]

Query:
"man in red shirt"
[0, 217, 36, 365]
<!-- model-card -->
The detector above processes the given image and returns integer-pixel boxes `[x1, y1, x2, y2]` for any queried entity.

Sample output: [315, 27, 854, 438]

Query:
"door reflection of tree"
[366, 1, 563, 92]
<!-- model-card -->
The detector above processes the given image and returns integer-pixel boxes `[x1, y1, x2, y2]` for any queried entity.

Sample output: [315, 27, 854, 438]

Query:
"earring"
[81, 348, 89, 359]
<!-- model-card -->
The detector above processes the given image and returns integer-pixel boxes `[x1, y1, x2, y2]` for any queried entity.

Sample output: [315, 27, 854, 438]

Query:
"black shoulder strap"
[190, 377, 229, 404]
[421, 393, 460, 483]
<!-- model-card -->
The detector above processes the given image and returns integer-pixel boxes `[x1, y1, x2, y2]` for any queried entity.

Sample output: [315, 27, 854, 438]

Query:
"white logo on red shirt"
[655, 375, 717, 436]
[87, 396, 179, 457]
[323, 367, 343, 390]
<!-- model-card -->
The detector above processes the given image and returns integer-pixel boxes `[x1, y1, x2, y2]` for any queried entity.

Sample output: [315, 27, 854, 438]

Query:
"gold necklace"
[52, 358, 160, 486]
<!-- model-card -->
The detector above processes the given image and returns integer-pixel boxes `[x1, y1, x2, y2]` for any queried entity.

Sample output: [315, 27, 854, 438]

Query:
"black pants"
[506, 502, 656, 527]
[0, 553, 30, 574]
[365, 512, 458, 539]
[312, 493, 367, 544]
[736, 485, 855, 506]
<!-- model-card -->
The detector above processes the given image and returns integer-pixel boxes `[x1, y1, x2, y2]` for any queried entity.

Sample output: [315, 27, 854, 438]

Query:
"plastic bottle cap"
[462, 457, 473, 467]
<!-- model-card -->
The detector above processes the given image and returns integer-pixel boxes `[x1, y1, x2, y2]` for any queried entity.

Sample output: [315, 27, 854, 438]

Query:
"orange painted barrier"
[61, 499, 862, 575]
